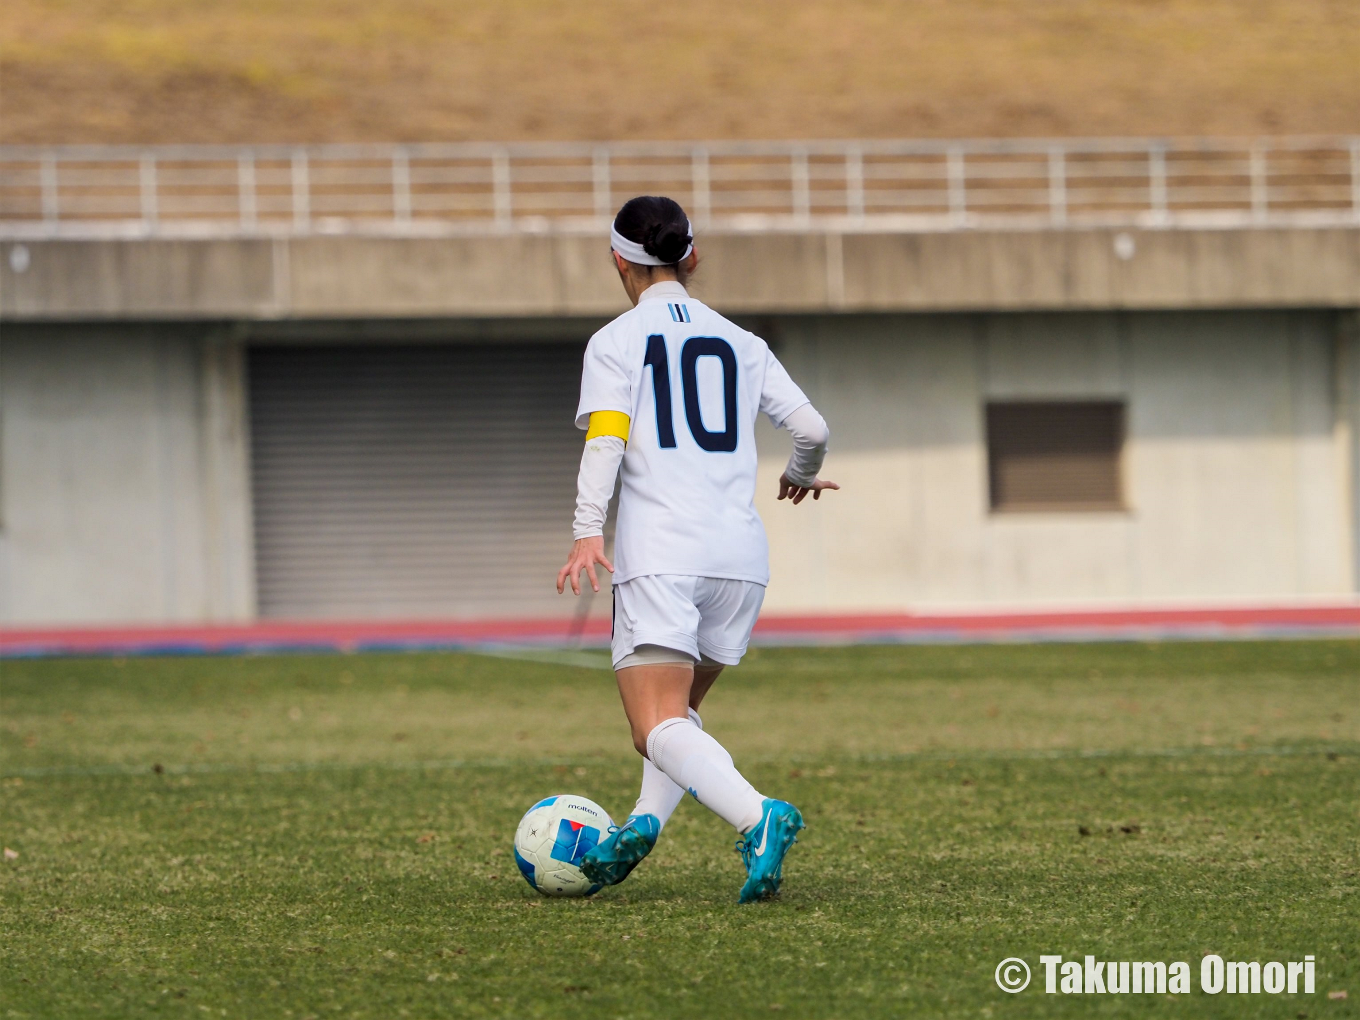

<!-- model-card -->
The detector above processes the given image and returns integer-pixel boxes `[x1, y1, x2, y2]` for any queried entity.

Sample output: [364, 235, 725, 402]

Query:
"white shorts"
[611, 574, 765, 669]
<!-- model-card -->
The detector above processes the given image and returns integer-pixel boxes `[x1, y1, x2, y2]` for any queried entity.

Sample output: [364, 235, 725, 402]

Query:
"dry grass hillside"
[2, 0, 1358, 144]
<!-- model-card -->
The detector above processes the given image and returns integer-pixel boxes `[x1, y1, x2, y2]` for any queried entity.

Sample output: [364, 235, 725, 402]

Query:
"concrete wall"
[0, 325, 255, 624]
[4, 226, 1359, 321]
[1342, 312, 1360, 592]
[756, 310, 1355, 612]
[1, 309, 1353, 624]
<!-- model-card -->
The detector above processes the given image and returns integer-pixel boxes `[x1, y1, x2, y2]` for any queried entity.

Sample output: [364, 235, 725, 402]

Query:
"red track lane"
[2, 604, 1357, 658]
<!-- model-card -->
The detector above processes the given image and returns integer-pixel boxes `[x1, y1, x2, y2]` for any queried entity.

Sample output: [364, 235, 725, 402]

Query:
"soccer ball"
[513, 794, 614, 897]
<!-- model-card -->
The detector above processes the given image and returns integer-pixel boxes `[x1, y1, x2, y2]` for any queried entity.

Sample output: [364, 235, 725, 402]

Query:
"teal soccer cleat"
[579, 813, 661, 887]
[736, 799, 806, 903]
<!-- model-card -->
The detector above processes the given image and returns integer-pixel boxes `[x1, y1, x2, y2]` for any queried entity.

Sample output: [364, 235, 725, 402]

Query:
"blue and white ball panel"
[513, 794, 613, 897]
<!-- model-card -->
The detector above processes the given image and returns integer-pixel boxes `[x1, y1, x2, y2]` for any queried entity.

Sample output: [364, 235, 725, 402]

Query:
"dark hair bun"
[614, 195, 691, 265]
[646, 221, 691, 263]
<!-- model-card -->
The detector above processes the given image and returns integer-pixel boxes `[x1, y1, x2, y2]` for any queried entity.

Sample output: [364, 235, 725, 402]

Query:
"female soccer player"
[556, 195, 837, 903]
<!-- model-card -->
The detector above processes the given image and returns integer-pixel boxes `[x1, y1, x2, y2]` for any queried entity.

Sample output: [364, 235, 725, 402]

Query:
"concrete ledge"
[3, 226, 1357, 320]
[1, 238, 277, 318]
[840, 227, 1360, 310]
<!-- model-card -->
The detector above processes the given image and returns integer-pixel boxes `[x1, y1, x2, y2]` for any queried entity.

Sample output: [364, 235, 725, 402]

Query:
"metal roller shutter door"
[249, 343, 588, 619]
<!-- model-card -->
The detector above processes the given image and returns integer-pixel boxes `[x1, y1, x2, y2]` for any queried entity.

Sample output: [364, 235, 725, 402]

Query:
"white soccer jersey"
[575, 282, 810, 585]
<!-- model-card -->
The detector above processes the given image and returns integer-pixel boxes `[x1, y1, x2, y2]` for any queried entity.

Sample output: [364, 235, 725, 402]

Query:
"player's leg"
[689, 658, 724, 711]
[581, 578, 698, 887]
[636, 708, 703, 824]
[617, 658, 717, 831]
[588, 576, 797, 900]
[620, 579, 771, 840]
[610, 577, 766, 832]
[693, 577, 806, 903]
[631, 675, 766, 835]
[641, 678, 804, 903]
[614, 658, 693, 755]
[590, 652, 721, 887]
[579, 656, 690, 886]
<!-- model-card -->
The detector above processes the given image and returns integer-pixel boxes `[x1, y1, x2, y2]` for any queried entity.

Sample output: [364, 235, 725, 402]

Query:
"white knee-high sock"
[631, 708, 704, 828]
[645, 716, 765, 834]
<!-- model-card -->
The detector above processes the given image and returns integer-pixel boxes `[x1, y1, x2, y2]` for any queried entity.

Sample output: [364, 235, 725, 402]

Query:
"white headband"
[610, 220, 693, 266]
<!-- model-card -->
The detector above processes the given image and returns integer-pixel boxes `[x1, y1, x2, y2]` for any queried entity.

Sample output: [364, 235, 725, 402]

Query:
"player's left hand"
[778, 473, 840, 505]
[557, 536, 615, 595]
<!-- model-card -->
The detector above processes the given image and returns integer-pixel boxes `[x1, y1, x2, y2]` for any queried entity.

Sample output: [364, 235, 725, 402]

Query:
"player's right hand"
[778, 473, 840, 505]
[557, 536, 615, 595]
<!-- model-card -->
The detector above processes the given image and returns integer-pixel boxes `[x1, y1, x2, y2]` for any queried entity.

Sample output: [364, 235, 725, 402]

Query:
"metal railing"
[2, 137, 1357, 237]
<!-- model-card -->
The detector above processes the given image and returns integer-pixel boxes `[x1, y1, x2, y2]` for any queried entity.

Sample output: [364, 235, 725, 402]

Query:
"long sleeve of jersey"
[778, 402, 830, 486]
[572, 435, 625, 540]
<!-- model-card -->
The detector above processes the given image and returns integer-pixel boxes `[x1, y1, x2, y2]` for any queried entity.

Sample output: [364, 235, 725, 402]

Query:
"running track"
[3, 604, 1357, 658]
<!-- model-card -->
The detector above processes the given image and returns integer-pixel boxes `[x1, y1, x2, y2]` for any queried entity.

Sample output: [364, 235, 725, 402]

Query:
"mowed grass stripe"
[4, 642, 1357, 772]
[4, 742, 1357, 780]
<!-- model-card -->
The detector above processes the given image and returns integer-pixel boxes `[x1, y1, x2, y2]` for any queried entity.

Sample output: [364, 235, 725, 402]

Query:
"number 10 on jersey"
[643, 334, 739, 453]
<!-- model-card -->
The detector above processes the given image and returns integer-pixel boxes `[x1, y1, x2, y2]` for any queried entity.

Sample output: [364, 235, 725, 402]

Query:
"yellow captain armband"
[585, 410, 631, 443]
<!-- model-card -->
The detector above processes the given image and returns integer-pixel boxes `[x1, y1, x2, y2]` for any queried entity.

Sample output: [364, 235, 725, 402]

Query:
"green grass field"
[2, 642, 1357, 1018]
